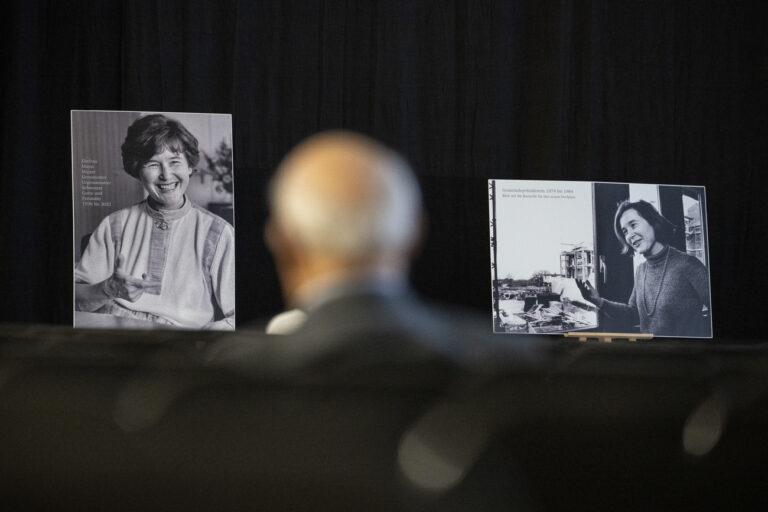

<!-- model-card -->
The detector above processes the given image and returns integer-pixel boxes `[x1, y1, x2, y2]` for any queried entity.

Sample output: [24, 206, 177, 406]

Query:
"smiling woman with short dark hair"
[74, 114, 235, 330]
[576, 200, 711, 337]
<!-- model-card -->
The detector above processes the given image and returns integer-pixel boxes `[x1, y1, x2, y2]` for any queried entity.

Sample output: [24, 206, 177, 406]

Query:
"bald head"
[267, 132, 423, 304]
[270, 131, 422, 261]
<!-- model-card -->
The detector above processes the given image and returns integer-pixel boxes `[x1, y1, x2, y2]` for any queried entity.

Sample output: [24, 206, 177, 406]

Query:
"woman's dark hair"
[121, 114, 200, 178]
[613, 199, 677, 255]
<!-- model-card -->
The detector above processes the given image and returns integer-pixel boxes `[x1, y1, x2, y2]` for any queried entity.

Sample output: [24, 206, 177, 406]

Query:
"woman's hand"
[99, 256, 161, 302]
[576, 279, 602, 307]
[75, 257, 161, 312]
[101, 269, 160, 302]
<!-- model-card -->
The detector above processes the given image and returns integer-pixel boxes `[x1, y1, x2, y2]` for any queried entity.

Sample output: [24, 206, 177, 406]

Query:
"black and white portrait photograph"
[72, 110, 235, 330]
[588, 182, 712, 338]
[490, 179, 712, 338]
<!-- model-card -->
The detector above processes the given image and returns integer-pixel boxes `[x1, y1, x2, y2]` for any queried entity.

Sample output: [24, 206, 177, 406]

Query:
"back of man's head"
[267, 131, 423, 304]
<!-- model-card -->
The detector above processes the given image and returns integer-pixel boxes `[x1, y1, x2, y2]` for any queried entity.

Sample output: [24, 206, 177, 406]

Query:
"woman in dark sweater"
[577, 200, 711, 337]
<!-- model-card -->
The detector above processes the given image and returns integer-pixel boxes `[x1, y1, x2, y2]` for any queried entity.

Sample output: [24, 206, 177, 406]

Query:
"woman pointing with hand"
[576, 199, 710, 337]
[75, 114, 235, 330]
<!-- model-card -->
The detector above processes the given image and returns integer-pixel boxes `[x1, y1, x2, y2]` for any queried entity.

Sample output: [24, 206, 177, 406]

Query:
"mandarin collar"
[144, 195, 193, 222]
[298, 271, 409, 312]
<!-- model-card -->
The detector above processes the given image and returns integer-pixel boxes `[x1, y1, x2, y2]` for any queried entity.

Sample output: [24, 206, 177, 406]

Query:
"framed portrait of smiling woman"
[72, 110, 235, 330]
[489, 179, 712, 338]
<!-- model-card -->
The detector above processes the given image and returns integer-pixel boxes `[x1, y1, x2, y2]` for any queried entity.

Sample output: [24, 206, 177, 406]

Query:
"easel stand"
[564, 332, 654, 343]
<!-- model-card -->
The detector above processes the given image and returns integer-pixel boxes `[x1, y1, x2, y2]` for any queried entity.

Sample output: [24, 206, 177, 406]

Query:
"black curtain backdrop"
[1, 1, 766, 339]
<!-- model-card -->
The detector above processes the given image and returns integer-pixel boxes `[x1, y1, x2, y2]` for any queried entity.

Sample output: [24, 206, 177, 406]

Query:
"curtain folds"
[1, 1, 765, 337]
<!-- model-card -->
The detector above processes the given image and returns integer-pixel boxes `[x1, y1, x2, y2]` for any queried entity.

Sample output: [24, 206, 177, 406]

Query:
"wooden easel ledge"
[564, 332, 654, 342]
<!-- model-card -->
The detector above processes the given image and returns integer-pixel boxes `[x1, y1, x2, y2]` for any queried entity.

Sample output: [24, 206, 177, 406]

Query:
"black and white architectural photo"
[489, 180, 598, 334]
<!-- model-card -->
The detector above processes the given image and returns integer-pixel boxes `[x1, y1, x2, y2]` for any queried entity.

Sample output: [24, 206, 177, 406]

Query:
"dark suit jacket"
[203, 286, 543, 510]
[207, 286, 542, 385]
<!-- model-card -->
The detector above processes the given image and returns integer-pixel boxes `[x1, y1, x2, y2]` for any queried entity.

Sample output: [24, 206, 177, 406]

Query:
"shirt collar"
[144, 195, 193, 223]
[295, 268, 409, 312]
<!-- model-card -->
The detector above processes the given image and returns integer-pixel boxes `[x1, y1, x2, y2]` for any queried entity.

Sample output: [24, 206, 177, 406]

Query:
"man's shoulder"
[207, 293, 547, 387]
[294, 291, 544, 370]
[299, 290, 451, 336]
